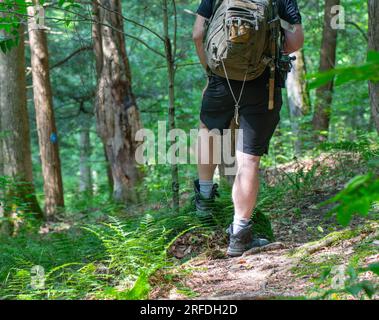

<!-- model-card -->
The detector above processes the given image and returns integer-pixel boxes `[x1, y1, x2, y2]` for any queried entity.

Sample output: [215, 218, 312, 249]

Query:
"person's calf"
[197, 121, 218, 181]
[195, 122, 223, 225]
[227, 152, 266, 256]
[232, 152, 261, 222]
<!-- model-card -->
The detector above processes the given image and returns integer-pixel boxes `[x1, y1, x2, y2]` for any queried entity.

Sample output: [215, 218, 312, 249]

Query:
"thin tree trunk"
[368, 0, 379, 134]
[163, 0, 179, 212]
[93, 0, 142, 203]
[103, 144, 114, 196]
[286, 50, 311, 155]
[27, 1, 65, 219]
[79, 114, 93, 195]
[312, 0, 340, 141]
[0, 24, 43, 234]
[92, 0, 103, 77]
[92, 1, 114, 195]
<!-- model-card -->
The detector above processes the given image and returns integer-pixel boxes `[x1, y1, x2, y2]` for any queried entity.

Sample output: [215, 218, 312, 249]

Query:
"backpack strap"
[209, 0, 224, 21]
[203, 0, 224, 75]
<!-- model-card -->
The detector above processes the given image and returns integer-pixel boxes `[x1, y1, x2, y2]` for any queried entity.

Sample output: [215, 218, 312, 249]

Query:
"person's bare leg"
[227, 151, 265, 256]
[232, 151, 261, 226]
[197, 121, 217, 183]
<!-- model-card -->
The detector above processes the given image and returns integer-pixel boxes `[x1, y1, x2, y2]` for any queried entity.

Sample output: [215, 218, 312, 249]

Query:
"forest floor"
[1, 150, 378, 300]
[150, 152, 379, 300]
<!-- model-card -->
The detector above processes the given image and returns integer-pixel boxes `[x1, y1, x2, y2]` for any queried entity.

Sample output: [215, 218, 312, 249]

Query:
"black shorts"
[200, 72, 283, 156]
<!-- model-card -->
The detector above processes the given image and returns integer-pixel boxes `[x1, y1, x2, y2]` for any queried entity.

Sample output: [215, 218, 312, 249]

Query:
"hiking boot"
[227, 222, 270, 257]
[193, 179, 219, 225]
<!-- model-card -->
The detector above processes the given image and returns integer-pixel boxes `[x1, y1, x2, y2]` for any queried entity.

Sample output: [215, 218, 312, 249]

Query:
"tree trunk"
[286, 50, 311, 155]
[103, 144, 114, 196]
[93, 0, 142, 203]
[163, 0, 179, 212]
[0, 24, 43, 234]
[27, 1, 65, 219]
[79, 115, 93, 195]
[312, 0, 340, 141]
[368, 0, 379, 134]
[92, 1, 114, 195]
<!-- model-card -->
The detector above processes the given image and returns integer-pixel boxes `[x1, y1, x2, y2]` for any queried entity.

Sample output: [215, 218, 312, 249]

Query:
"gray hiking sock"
[199, 180, 214, 199]
[233, 216, 250, 235]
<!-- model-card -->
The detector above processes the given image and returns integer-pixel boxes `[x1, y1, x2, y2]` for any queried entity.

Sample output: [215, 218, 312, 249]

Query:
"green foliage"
[0, 0, 82, 52]
[252, 209, 275, 242]
[84, 215, 171, 281]
[314, 145, 379, 299]
[0, 176, 40, 229]
[317, 138, 378, 160]
[367, 263, 379, 276]
[100, 273, 151, 300]
[0, 226, 104, 299]
[319, 263, 379, 300]
[0, 0, 26, 52]
[281, 165, 319, 198]
[0, 206, 200, 300]
[308, 51, 379, 89]
[320, 173, 379, 226]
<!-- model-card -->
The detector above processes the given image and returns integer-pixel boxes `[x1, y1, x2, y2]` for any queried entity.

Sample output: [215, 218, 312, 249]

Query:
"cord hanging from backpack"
[221, 59, 248, 126]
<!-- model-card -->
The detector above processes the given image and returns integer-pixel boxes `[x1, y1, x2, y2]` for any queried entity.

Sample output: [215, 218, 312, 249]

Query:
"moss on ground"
[290, 222, 379, 298]
[289, 227, 362, 259]
[349, 228, 379, 268]
[292, 254, 344, 278]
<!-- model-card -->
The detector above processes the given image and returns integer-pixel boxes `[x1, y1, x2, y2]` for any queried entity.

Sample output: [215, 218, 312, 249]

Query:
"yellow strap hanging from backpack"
[268, 0, 280, 111]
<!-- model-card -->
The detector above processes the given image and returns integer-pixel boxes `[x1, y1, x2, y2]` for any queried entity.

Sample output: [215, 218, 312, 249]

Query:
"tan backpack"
[204, 0, 281, 111]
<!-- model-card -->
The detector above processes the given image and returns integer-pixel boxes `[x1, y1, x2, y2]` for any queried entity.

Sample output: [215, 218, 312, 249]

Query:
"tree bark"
[286, 50, 311, 155]
[163, 0, 179, 212]
[0, 24, 43, 234]
[312, 0, 340, 141]
[27, 1, 65, 219]
[79, 114, 93, 195]
[92, 1, 114, 195]
[93, 0, 142, 203]
[368, 0, 379, 134]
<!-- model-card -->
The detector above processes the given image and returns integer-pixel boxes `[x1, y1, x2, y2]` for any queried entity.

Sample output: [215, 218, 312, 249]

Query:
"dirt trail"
[178, 243, 306, 299]
[153, 224, 378, 300]
[150, 152, 379, 300]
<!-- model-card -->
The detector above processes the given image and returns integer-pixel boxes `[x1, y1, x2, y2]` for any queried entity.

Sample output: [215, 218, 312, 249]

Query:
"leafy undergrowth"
[0, 188, 249, 300]
[0, 142, 378, 300]
[0, 211, 199, 300]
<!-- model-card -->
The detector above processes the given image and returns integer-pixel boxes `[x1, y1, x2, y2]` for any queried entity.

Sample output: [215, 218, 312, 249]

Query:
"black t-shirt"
[197, 0, 302, 24]
[196, 0, 302, 87]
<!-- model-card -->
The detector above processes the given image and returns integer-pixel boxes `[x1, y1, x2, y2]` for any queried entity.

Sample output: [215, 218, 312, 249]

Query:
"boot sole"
[227, 240, 271, 257]
[226, 248, 244, 257]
